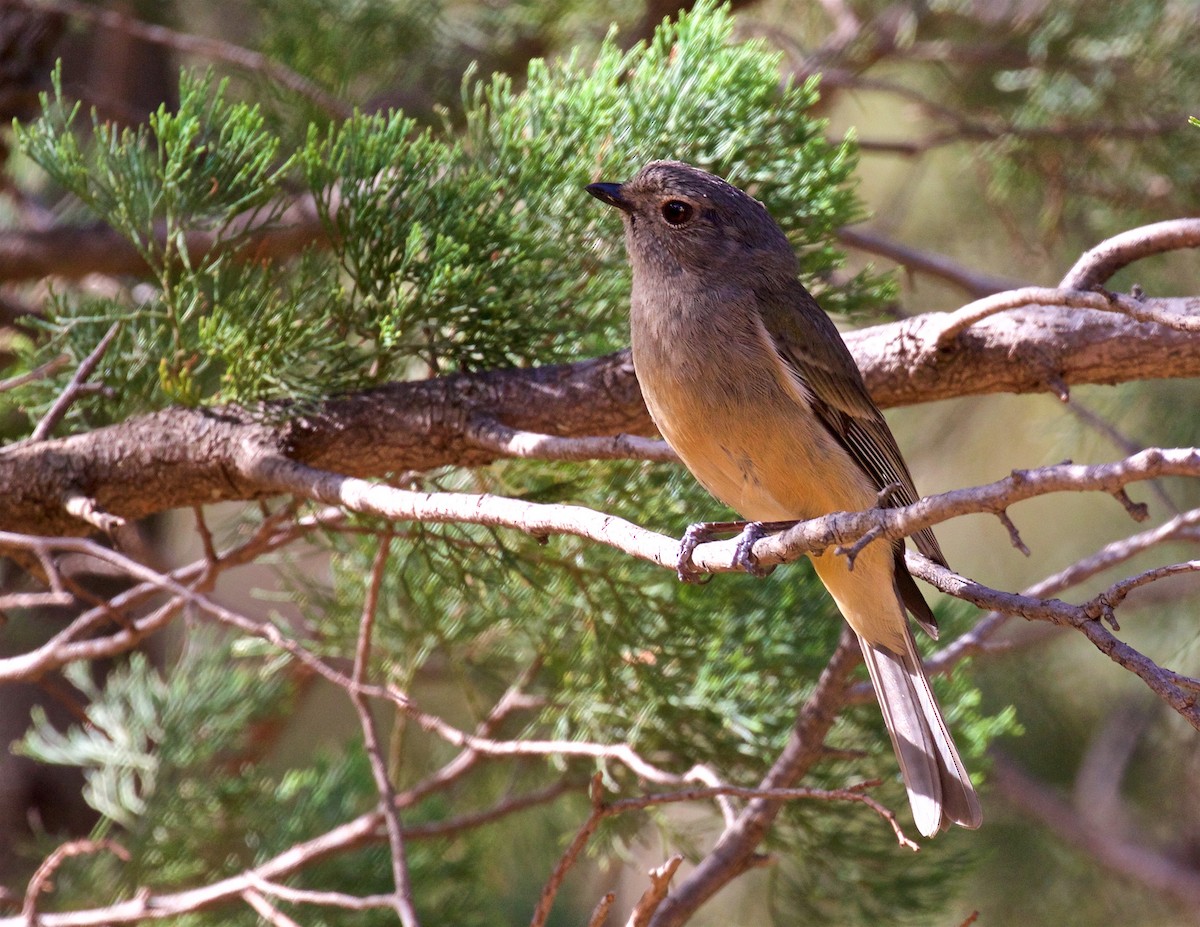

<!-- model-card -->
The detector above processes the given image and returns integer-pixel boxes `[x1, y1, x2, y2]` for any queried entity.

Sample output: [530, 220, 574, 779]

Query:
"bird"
[587, 160, 982, 836]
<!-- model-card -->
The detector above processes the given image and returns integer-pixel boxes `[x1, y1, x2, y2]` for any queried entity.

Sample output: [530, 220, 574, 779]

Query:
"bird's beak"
[586, 181, 631, 212]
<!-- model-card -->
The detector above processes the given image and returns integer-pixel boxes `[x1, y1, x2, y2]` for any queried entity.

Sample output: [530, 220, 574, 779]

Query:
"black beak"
[586, 181, 631, 212]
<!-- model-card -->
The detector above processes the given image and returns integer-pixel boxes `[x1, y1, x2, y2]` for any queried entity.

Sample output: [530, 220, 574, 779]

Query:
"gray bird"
[587, 160, 982, 836]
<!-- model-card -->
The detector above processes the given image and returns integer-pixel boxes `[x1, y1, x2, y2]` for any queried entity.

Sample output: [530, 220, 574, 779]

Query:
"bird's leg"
[677, 519, 800, 582]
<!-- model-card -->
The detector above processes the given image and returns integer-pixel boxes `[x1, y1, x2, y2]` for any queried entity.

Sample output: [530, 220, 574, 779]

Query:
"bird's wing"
[758, 284, 946, 568]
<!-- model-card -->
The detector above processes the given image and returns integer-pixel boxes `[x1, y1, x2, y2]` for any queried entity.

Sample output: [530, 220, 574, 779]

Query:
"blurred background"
[2, 1, 1200, 924]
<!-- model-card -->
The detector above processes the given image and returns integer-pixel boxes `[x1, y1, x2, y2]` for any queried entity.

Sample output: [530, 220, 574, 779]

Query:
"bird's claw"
[676, 520, 777, 582]
[732, 522, 775, 578]
[677, 523, 715, 583]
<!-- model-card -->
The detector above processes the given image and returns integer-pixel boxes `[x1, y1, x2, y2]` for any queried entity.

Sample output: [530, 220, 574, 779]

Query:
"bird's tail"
[858, 628, 983, 837]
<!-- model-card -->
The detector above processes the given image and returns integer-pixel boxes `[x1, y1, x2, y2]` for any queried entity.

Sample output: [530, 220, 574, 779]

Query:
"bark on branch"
[3, 300, 1199, 540]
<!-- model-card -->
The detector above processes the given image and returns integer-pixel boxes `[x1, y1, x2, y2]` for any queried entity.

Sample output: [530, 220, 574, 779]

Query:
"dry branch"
[3, 302, 1200, 543]
[0, 786, 568, 927]
[1060, 218, 1200, 290]
[627, 856, 684, 927]
[4, 438, 1200, 725]
[347, 534, 420, 927]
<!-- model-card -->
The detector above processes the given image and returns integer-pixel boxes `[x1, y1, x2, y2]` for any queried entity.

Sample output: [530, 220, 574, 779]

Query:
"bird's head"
[587, 160, 797, 284]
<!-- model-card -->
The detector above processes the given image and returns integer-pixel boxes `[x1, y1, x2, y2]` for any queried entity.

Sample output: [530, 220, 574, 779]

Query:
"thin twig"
[836, 226, 1021, 298]
[530, 774, 608, 927]
[907, 552, 1200, 728]
[192, 506, 219, 575]
[908, 503, 1200, 696]
[241, 874, 398, 911]
[30, 321, 120, 441]
[625, 856, 684, 927]
[1062, 398, 1180, 515]
[346, 532, 420, 927]
[1092, 560, 1200, 617]
[587, 893, 616, 927]
[62, 493, 126, 533]
[1060, 218, 1200, 290]
[0, 782, 569, 927]
[605, 781, 917, 852]
[22, 839, 130, 922]
[382, 664, 551, 813]
[1111, 488, 1150, 522]
[466, 415, 678, 463]
[934, 287, 1200, 347]
[0, 508, 338, 682]
[0, 355, 69, 392]
[996, 509, 1030, 555]
[400, 781, 577, 840]
[0, 590, 75, 610]
[241, 890, 303, 927]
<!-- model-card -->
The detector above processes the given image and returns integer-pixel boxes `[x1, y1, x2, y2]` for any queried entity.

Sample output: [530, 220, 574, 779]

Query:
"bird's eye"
[660, 200, 693, 226]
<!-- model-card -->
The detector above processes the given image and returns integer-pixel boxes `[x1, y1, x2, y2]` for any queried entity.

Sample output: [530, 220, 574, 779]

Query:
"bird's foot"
[676, 520, 746, 583]
[677, 519, 799, 582]
[731, 521, 776, 578]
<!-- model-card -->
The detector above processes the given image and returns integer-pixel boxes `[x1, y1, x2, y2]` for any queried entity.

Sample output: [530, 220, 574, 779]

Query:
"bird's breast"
[629, 289, 875, 522]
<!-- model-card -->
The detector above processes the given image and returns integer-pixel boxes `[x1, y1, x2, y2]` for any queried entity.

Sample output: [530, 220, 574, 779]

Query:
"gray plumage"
[588, 160, 981, 836]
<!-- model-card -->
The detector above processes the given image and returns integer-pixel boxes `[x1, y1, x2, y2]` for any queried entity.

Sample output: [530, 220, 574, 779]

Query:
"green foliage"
[12, 69, 310, 415]
[7, 1, 887, 428]
[18, 643, 500, 925]
[18, 70, 288, 261]
[19, 641, 292, 884]
[914, 0, 1200, 237]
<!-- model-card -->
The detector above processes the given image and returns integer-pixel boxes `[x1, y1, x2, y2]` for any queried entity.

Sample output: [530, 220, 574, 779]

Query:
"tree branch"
[933, 287, 1200, 347]
[0, 195, 325, 282]
[28, 321, 121, 441]
[0, 781, 570, 927]
[1060, 218, 1200, 290]
[906, 553, 1200, 728]
[837, 225, 1023, 297]
[347, 533, 421, 927]
[5, 439, 1200, 721]
[4, 300, 1200, 542]
[626, 856, 684, 927]
[919, 505, 1200, 682]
